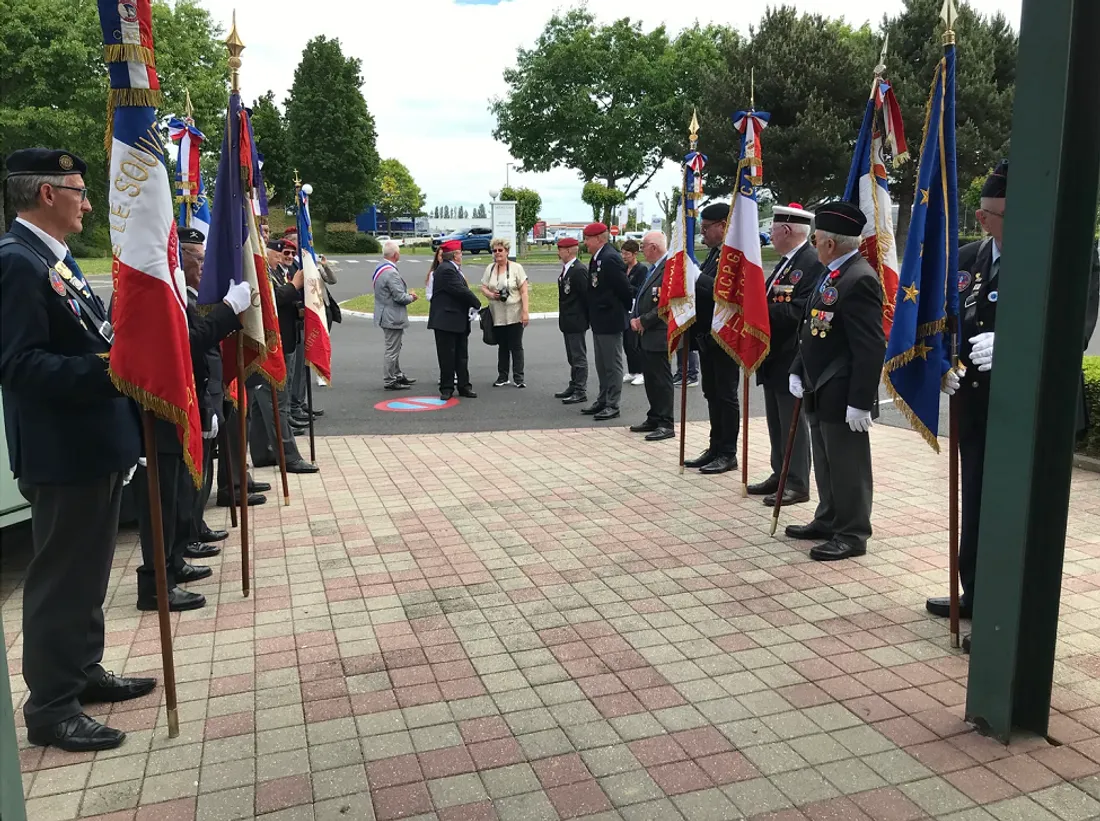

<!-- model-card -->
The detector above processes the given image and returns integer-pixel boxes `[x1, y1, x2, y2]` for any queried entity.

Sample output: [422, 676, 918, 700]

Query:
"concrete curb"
[1073, 452, 1100, 473]
[341, 311, 561, 323]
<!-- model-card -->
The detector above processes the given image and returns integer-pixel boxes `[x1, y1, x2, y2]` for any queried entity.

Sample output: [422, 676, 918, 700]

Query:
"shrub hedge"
[1082, 356, 1100, 458]
[315, 230, 380, 255]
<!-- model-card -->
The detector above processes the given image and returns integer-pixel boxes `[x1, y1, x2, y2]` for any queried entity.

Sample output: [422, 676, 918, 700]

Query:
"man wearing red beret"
[581, 223, 632, 420]
[554, 236, 590, 404]
[428, 240, 482, 400]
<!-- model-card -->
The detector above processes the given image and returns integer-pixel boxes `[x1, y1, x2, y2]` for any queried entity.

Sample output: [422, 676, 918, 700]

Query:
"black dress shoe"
[28, 714, 125, 752]
[252, 458, 276, 467]
[785, 522, 833, 541]
[198, 527, 229, 543]
[763, 489, 811, 507]
[291, 413, 311, 426]
[385, 382, 411, 391]
[554, 388, 575, 399]
[286, 460, 320, 474]
[747, 476, 780, 496]
[310, 408, 326, 416]
[440, 390, 454, 401]
[177, 563, 213, 584]
[926, 597, 973, 619]
[684, 450, 716, 469]
[248, 480, 272, 493]
[137, 586, 206, 612]
[80, 671, 156, 704]
[459, 388, 478, 398]
[581, 402, 606, 415]
[184, 542, 221, 559]
[961, 634, 971, 654]
[593, 408, 620, 421]
[699, 455, 737, 474]
[629, 421, 659, 433]
[810, 539, 866, 561]
[216, 492, 266, 507]
[396, 376, 416, 386]
[561, 393, 588, 405]
[645, 427, 675, 442]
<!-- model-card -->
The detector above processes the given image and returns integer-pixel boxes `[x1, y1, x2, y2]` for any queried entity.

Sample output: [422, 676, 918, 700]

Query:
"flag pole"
[680, 111, 701, 473]
[227, 14, 251, 597]
[219, 421, 238, 528]
[740, 71, 757, 498]
[943, 0, 961, 650]
[294, 171, 318, 465]
[770, 398, 803, 536]
[140, 412, 179, 737]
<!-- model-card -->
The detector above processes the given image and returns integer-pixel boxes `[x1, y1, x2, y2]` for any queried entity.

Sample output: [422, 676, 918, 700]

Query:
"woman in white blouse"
[480, 237, 529, 388]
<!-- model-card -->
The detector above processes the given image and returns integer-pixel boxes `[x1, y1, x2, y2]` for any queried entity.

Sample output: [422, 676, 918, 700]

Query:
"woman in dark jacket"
[621, 239, 649, 385]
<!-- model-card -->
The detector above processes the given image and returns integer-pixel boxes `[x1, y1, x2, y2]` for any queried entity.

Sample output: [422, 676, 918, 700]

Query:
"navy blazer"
[427, 261, 481, 334]
[0, 221, 141, 483]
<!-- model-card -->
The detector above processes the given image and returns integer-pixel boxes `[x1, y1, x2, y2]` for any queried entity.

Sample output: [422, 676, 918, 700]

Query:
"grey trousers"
[563, 332, 588, 394]
[383, 327, 404, 385]
[764, 382, 811, 494]
[642, 347, 674, 428]
[593, 333, 624, 409]
[249, 377, 302, 466]
[806, 410, 873, 551]
[19, 473, 123, 728]
[289, 339, 308, 415]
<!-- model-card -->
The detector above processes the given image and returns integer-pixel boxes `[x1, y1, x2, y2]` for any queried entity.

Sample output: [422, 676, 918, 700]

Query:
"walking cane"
[741, 379, 750, 497]
[770, 397, 803, 536]
[236, 335, 250, 597]
[678, 339, 689, 474]
[140, 411, 179, 737]
[270, 388, 291, 506]
[947, 318, 961, 648]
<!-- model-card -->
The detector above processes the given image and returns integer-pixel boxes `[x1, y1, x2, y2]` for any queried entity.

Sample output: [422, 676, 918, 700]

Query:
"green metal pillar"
[0, 609, 28, 821]
[965, 0, 1100, 741]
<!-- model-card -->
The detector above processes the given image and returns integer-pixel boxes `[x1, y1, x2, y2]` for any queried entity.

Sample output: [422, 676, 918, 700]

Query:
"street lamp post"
[505, 163, 514, 188]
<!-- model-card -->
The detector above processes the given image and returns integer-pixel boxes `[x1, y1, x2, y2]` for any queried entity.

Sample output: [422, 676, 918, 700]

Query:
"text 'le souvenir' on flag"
[168, 116, 210, 239]
[711, 110, 771, 374]
[844, 74, 908, 338]
[297, 188, 332, 383]
[97, 0, 202, 486]
[658, 151, 705, 354]
[884, 40, 959, 451]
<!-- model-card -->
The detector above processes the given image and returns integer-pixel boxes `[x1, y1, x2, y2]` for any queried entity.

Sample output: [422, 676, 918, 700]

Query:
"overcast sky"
[195, 0, 1021, 224]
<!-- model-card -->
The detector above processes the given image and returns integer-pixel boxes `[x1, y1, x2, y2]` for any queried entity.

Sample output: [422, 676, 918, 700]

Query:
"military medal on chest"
[810, 309, 834, 338]
[772, 285, 795, 304]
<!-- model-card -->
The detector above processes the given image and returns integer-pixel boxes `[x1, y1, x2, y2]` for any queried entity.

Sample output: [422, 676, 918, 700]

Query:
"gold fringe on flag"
[104, 88, 164, 156]
[103, 43, 155, 65]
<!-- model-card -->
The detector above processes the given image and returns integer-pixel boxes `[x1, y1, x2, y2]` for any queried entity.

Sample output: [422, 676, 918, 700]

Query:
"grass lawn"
[342, 282, 562, 316]
[75, 258, 114, 276]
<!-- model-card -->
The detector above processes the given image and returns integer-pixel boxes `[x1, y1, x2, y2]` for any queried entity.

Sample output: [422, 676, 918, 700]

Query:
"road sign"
[610, 225, 620, 236]
[374, 396, 460, 412]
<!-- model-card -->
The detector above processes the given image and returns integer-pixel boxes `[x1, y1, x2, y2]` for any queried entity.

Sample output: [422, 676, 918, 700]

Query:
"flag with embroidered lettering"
[296, 187, 332, 382]
[167, 117, 210, 240]
[659, 152, 704, 354]
[98, 0, 202, 486]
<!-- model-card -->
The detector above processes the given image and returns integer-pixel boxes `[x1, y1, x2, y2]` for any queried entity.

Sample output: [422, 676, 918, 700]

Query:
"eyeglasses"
[493, 247, 508, 252]
[981, 208, 1005, 219]
[53, 185, 88, 202]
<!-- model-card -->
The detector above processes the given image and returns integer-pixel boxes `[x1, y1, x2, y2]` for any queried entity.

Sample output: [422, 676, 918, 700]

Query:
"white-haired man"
[628, 230, 675, 440]
[373, 240, 418, 390]
[748, 203, 822, 507]
[787, 201, 886, 562]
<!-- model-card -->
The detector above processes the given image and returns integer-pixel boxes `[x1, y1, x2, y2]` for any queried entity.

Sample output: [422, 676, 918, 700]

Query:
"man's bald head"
[641, 230, 667, 264]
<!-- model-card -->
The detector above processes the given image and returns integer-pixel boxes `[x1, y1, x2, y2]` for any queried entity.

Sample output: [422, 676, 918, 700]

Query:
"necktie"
[63, 251, 106, 318]
[766, 256, 789, 293]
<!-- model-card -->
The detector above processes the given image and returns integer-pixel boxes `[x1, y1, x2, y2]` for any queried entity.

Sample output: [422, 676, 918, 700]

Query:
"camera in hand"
[497, 286, 510, 301]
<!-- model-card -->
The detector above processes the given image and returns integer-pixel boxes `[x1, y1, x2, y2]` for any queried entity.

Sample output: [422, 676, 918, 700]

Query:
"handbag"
[479, 306, 497, 345]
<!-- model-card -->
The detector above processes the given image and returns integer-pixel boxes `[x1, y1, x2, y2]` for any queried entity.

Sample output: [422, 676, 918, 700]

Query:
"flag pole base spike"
[167, 708, 180, 738]
[243, 590, 250, 598]
[950, 631, 960, 649]
[741, 485, 748, 498]
[770, 516, 778, 537]
[679, 465, 685, 475]
[284, 495, 290, 507]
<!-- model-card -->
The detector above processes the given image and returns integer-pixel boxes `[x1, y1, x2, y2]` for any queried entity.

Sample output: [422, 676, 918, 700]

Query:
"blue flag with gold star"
[884, 41, 958, 452]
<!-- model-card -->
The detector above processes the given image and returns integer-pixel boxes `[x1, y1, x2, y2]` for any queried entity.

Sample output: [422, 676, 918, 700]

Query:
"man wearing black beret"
[787, 201, 887, 561]
[0, 148, 149, 750]
[926, 161, 1100, 638]
[684, 202, 742, 474]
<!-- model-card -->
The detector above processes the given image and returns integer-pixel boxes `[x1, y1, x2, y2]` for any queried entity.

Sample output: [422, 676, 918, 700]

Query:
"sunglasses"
[54, 184, 88, 202]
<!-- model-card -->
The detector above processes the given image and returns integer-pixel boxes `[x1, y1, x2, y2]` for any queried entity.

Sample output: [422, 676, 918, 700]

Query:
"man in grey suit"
[373, 240, 419, 390]
[628, 230, 675, 440]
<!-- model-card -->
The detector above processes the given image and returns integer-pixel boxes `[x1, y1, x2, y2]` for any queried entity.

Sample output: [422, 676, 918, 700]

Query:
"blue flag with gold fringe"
[884, 39, 959, 452]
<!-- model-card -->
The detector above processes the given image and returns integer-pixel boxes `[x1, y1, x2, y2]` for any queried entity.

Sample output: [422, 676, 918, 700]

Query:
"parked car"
[431, 226, 493, 253]
[622, 231, 645, 243]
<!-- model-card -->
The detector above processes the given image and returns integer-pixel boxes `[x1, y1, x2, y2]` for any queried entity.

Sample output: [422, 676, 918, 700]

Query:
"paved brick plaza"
[4, 421, 1100, 821]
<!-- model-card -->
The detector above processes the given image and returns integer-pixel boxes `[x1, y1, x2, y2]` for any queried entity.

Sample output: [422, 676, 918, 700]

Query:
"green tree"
[286, 36, 379, 221]
[249, 91, 292, 205]
[655, 186, 681, 233]
[376, 158, 425, 231]
[581, 181, 626, 224]
[500, 185, 542, 254]
[492, 10, 723, 209]
[626, 208, 638, 231]
[473, 203, 488, 219]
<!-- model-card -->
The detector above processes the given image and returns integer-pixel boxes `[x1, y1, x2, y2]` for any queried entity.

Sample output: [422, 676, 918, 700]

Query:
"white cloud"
[195, 0, 1021, 223]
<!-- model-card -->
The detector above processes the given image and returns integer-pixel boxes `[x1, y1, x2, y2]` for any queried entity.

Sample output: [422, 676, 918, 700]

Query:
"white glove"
[846, 406, 873, 433]
[942, 369, 961, 396]
[138, 457, 148, 468]
[969, 332, 995, 372]
[122, 464, 137, 486]
[223, 280, 252, 314]
[203, 414, 219, 440]
[789, 374, 804, 399]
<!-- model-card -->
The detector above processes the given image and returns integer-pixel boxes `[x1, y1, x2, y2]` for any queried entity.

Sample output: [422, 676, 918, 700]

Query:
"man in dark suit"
[581, 223, 633, 420]
[685, 203, 741, 474]
[428, 240, 481, 400]
[132, 244, 248, 614]
[787, 201, 887, 561]
[0, 148, 152, 751]
[553, 236, 590, 405]
[748, 204, 823, 506]
[927, 161, 1100, 629]
[248, 239, 318, 474]
[628, 230, 675, 440]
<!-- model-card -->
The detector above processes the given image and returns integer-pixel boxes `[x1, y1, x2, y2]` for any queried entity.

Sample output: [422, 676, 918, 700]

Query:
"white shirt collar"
[991, 240, 1001, 265]
[592, 243, 604, 262]
[782, 240, 808, 263]
[15, 217, 68, 263]
[827, 249, 861, 273]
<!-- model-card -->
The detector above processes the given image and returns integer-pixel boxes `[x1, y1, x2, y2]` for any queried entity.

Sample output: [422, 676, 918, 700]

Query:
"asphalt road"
[84, 253, 1100, 438]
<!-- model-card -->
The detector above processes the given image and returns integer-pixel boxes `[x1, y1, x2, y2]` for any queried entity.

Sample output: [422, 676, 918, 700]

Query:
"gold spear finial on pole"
[225, 10, 245, 94]
[941, 0, 958, 45]
[184, 89, 195, 123]
[875, 33, 889, 77]
[688, 108, 700, 152]
[294, 169, 302, 191]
